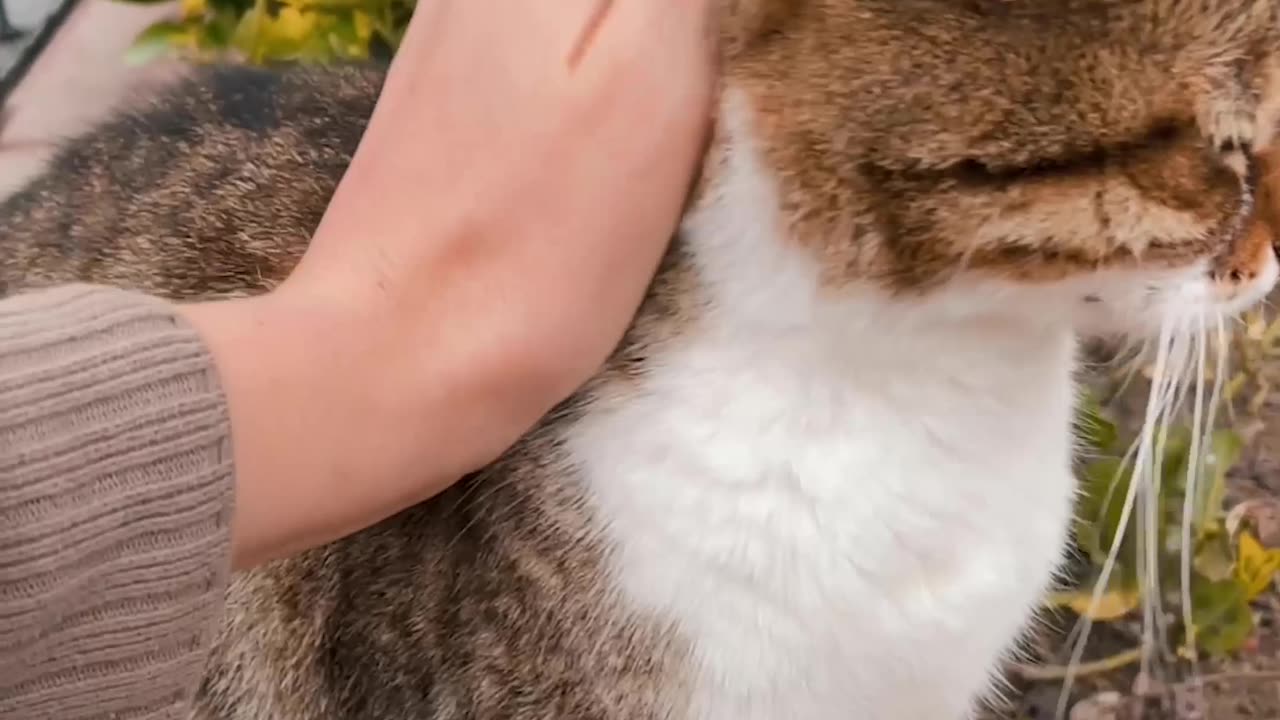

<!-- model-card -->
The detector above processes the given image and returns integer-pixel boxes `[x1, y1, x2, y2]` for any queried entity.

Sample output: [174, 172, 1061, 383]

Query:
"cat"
[3, 1, 1280, 718]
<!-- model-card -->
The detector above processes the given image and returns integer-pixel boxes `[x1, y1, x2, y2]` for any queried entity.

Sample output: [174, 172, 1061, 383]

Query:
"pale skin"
[178, 0, 718, 570]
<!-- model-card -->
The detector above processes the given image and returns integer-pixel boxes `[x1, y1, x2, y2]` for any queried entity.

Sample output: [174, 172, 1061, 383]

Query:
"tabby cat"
[3, 1, 1280, 718]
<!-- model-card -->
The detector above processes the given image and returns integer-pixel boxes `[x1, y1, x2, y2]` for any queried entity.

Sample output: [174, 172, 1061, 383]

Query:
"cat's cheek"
[1062, 288, 1173, 339]
[1070, 302, 1165, 339]
[1078, 253, 1279, 339]
[1061, 266, 1213, 339]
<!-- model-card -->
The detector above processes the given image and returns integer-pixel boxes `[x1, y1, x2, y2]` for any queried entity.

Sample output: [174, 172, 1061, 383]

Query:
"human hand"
[182, 0, 717, 568]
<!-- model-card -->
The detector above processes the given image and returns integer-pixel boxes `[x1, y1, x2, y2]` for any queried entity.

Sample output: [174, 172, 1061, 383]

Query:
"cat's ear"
[719, 0, 796, 56]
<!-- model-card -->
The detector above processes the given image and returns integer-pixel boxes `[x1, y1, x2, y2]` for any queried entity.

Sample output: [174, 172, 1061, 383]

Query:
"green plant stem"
[1011, 647, 1143, 681]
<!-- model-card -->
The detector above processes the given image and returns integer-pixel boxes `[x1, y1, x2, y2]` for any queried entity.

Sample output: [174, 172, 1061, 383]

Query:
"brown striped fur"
[3, 2, 1280, 718]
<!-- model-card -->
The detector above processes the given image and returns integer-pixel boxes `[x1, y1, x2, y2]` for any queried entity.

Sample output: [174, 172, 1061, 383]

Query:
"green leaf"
[206, 0, 255, 16]
[282, 0, 367, 9]
[323, 12, 369, 59]
[230, 3, 267, 60]
[125, 21, 193, 65]
[118, 0, 415, 63]
[243, 5, 317, 59]
[199, 7, 241, 49]
[1223, 372, 1249, 405]
[1195, 531, 1236, 582]
[1189, 577, 1254, 657]
[1157, 424, 1193, 490]
[1235, 530, 1280, 601]
[1047, 585, 1141, 621]
[1194, 429, 1244, 530]
[1075, 455, 1136, 565]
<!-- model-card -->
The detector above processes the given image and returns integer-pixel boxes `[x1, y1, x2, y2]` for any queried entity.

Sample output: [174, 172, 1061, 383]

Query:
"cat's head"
[712, 0, 1280, 336]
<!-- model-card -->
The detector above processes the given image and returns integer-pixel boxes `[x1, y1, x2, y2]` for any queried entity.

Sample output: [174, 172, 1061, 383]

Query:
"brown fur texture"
[729, 0, 1280, 291]
[3, 2, 1280, 718]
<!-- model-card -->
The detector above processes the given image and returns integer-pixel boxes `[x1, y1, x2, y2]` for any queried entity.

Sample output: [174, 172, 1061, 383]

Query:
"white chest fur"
[567, 94, 1080, 720]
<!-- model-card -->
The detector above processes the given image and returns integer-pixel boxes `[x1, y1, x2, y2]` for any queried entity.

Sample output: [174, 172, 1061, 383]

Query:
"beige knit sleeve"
[0, 284, 235, 719]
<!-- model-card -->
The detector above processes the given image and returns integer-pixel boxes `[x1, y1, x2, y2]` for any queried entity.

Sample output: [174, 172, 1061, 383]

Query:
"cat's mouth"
[1063, 158, 1278, 338]
[1080, 250, 1276, 342]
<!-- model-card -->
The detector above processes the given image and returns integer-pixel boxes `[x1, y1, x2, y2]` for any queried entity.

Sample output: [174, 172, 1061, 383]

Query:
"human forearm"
[177, 285, 555, 571]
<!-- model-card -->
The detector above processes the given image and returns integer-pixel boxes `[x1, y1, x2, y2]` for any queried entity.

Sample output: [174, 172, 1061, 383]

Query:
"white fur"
[568, 93, 1081, 720]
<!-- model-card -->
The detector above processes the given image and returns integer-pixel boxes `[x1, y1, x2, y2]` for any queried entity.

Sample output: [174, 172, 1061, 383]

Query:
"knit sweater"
[0, 284, 235, 719]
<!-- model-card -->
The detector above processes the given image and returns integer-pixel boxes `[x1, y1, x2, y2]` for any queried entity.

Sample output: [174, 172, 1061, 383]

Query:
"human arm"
[180, 0, 716, 570]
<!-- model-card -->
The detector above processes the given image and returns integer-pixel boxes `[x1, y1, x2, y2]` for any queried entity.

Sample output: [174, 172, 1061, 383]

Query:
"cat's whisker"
[1110, 337, 1155, 403]
[1210, 314, 1229, 450]
[1130, 308, 1227, 711]
[1058, 317, 1178, 720]
[1178, 310, 1210, 709]
[1138, 316, 1193, 678]
[1168, 324, 1199, 420]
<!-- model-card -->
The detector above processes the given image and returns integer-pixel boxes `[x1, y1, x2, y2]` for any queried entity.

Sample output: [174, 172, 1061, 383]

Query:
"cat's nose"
[1210, 218, 1277, 298]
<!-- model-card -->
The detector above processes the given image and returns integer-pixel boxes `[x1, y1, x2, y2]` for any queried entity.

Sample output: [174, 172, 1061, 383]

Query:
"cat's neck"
[567, 93, 1081, 717]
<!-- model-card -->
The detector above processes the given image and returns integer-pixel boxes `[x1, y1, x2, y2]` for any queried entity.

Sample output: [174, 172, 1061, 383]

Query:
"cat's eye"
[945, 122, 1190, 184]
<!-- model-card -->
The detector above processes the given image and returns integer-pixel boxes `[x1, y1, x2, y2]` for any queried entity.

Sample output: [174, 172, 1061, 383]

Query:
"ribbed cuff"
[0, 284, 234, 719]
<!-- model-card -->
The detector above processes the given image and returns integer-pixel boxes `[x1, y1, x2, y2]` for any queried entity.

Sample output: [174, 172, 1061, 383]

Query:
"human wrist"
[177, 288, 470, 569]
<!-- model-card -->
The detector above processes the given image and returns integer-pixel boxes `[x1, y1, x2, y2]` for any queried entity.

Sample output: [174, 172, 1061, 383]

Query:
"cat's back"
[0, 63, 381, 298]
[198, 419, 686, 720]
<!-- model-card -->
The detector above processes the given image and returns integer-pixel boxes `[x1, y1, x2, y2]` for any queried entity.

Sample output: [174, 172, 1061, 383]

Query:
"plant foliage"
[1052, 391, 1279, 661]
[115, 0, 413, 65]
